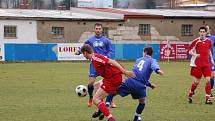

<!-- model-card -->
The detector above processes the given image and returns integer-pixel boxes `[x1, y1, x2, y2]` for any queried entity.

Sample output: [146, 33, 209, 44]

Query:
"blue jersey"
[85, 35, 112, 57]
[207, 35, 215, 56]
[131, 56, 160, 86]
[118, 56, 160, 99]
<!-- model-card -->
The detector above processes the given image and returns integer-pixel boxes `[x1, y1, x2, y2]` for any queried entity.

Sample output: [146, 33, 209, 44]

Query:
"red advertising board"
[176, 44, 190, 60]
[160, 44, 189, 61]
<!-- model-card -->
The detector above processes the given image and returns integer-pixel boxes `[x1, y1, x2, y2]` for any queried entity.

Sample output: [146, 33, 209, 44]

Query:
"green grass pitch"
[0, 61, 215, 121]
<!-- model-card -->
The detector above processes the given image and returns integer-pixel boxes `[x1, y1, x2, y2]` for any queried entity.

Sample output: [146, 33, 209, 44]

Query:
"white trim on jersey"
[190, 39, 201, 67]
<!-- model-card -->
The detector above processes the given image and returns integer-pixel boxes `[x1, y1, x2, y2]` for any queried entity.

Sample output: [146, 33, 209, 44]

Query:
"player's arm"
[106, 39, 112, 57]
[151, 59, 164, 76]
[75, 39, 91, 55]
[209, 50, 214, 64]
[108, 59, 135, 78]
[146, 83, 156, 89]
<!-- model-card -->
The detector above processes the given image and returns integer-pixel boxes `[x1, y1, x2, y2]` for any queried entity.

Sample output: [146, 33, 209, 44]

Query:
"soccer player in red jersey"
[188, 26, 214, 104]
[81, 44, 134, 121]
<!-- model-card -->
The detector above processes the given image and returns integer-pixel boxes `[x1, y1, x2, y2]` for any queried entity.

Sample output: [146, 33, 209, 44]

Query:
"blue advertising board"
[4, 43, 160, 61]
[5, 44, 57, 61]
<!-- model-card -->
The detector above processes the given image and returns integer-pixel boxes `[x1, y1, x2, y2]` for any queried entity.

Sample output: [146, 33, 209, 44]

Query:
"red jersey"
[189, 37, 211, 67]
[91, 53, 122, 78]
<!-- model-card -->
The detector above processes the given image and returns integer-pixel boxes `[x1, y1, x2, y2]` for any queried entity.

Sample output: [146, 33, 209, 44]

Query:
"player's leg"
[133, 98, 145, 121]
[93, 94, 115, 120]
[131, 84, 146, 121]
[93, 88, 115, 121]
[210, 69, 215, 98]
[96, 94, 116, 120]
[205, 76, 212, 104]
[93, 82, 118, 119]
[94, 80, 116, 109]
[93, 80, 102, 93]
[203, 66, 212, 104]
[87, 63, 98, 107]
[188, 67, 201, 103]
[106, 94, 117, 108]
[87, 77, 96, 107]
[92, 80, 103, 119]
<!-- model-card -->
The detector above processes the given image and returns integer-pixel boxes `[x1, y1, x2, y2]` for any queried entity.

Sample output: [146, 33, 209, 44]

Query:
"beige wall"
[125, 18, 215, 42]
[37, 20, 122, 43]
[37, 18, 215, 43]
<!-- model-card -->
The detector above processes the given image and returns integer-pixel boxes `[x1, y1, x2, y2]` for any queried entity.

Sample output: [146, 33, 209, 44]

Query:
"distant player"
[187, 26, 213, 104]
[81, 44, 133, 121]
[76, 23, 116, 108]
[206, 25, 215, 98]
[117, 46, 163, 121]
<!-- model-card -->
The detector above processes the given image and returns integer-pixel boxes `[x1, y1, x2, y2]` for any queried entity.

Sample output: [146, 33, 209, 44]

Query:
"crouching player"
[117, 46, 164, 121]
[81, 44, 133, 121]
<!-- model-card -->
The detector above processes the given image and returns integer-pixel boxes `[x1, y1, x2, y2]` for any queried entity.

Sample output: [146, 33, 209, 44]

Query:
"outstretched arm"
[209, 50, 214, 64]
[108, 59, 135, 78]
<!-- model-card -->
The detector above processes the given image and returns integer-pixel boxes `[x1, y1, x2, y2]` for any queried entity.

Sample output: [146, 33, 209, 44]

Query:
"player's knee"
[88, 80, 95, 86]
[206, 80, 210, 84]
[88, 77, 96, 85]
[194, 80, 200, 85]
[139, 98, 145, 104]
[92, 97, 100, 105]
[88, 83, 94, 87]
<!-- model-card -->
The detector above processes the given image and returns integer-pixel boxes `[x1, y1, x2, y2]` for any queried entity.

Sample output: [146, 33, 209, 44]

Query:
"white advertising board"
[57, 43, 86, 60]
[0, 43, 5, 61]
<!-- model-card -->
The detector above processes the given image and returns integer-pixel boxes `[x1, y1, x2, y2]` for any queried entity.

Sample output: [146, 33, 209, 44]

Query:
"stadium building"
[0, 7, 215, 44]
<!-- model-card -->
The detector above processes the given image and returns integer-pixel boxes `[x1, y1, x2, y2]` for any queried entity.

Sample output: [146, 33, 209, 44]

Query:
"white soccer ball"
[75, 85, 88, 97]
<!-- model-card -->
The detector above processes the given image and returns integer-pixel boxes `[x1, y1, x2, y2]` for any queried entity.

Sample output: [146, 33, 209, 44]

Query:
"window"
[51, 27, 64, 38]
[181, 24, 193, 36]
[4, 25, 17, 38]
[138, 24, 150, 35]
[102, 27, 109, 38]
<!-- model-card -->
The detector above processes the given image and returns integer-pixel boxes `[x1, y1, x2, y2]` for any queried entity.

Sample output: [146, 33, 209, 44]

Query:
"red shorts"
[100, 74, 122, 94]
[190, 66, 211, 79]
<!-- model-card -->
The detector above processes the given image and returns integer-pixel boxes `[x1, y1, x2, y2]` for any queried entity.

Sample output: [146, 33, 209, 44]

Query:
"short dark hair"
[94, 23, 102, 28]
[144, 46, 153, 56]
[199, 26, 207, 32]
[81, 44, 93, 54]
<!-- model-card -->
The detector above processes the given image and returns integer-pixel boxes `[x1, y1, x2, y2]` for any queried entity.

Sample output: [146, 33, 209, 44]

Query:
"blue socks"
[136, 103, 145, 114]
[133, 103, 145, 121]
[211, 78, 214, 89]
[87, 84, 94, 98]
[105, 94, 114, 107]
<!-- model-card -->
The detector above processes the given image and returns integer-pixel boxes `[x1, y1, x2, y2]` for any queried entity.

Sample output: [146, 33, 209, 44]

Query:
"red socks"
[189, 82, 197, 97]
[97, 101, 110, 117]
[205, 82, 211, 101]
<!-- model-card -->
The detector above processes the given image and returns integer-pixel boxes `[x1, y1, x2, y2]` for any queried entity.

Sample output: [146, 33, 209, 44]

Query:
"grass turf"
[0, 61, 215, 121]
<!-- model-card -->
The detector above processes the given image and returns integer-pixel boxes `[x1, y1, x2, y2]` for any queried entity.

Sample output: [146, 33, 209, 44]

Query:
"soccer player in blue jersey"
[76, 23, 116, 108]
[118, 46, 163, 121]
[206, 25, 215, 98]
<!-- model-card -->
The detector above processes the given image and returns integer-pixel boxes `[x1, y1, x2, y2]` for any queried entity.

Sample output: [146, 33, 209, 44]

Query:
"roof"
[82, 8, 215, 19]
[1, 8, 215, 21]
[120, 9, 215, 18]
[0, 8, 123, 21]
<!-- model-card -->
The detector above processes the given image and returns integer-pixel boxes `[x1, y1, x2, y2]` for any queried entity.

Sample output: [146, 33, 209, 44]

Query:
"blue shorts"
[118, 78, 147, 99]
[89, 62, 98, 77]
[212, 64, 215, 71]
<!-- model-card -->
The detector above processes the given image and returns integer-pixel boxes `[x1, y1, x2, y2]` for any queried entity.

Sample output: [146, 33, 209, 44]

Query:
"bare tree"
[12, 0, 20, 8]
[51, 0, 56, 9]
[5, 0, 9, 8]
[31, 0, 43, 9]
